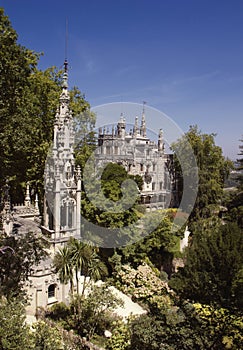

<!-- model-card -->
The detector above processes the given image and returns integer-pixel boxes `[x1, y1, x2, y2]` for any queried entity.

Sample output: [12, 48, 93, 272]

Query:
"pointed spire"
[58, 59, 70, 114]
[140, 101, 147, 137]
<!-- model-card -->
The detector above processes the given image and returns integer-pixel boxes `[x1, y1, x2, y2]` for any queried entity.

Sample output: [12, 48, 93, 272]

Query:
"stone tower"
[42, 60, 81, 250]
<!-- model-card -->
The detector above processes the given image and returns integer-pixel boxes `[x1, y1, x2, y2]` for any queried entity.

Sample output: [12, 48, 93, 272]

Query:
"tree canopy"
[0, 231, 48, 297]
[171, 125, 232, 224]
[169, 222, 243, 311]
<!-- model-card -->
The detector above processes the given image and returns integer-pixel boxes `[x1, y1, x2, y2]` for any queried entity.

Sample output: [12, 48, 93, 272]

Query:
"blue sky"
[1, 0, 243, 160]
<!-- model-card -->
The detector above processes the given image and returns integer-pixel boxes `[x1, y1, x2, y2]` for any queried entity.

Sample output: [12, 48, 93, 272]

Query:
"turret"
[158, 128, 164, 152]
[133, 116, 139, 137]
[117, 113, 126, 139]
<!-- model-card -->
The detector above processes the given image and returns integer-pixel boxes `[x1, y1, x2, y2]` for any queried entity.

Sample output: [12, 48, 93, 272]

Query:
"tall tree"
[118, 212, 180, 273]
[236, 136, 243, 190]
[0, 297, 33, 349]
[53, 245, 74, 295]
[171, 126, 232, 224]
[223, 137, 243, 228]
[169, 222, 243, 311]
[71, 242, 108, 296]
[68, 238, 90, 295]
[53, 238, 108, 296]
[0, 8, 38, 199]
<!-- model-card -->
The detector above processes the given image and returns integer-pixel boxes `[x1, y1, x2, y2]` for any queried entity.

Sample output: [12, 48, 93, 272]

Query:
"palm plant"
[87, 251, 108, 282]
[81, 248, 108, 295]
[54, 238, 108, 296]
[68, 238, 89, 295]
[53, 245, 74, 295]
[69, 239, 108, 295]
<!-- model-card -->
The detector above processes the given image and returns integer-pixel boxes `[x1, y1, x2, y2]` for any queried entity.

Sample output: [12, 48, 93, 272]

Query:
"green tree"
[83, 249, 108, 288]
[31, 320, 65, 350]
[69, 284, 123, 340]
[47, 284, 123, 341]
[171, 126, 232, 223]
[0, 297, 32, 349]
[67, 238, 87, 295]
[53, 245, 74, 295]
[0, 7, 38, 199]
[129, 315, 166, 350]
[224, 138, 243, 227]
[129, 302, 243, 350]
[0, 8, 94, 205]
[31, 318, 86, 349]
[223, 189, 243, 228]
[68, 238, 108, 295]
[101, 162, 143, 194]
[80, 162, 143, 247]
[75, 131, 97, 175]
[169, 222, 243, 311]
[118, 211, 181, 274]
[54, 238, 108, 296]
[106, 320, 131, 350]
[71, 87, 96, 142]
[0, 231, 48, 297]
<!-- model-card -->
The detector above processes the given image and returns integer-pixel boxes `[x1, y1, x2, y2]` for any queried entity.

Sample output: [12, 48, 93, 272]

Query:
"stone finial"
[2, 180, 13, 235]
[35, 193, 39, 210]
[24, 182, 31, 207]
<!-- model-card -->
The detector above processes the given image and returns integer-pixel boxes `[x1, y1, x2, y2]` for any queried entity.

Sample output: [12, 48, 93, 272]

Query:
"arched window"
[61, 203, 66, 227]
[48, 284, 56, 298]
